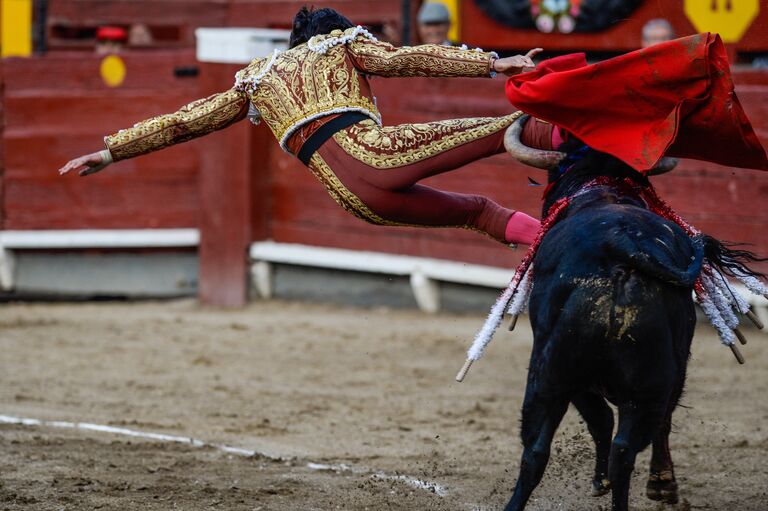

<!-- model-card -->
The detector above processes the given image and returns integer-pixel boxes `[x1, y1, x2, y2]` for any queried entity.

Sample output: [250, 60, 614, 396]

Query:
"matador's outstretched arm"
[347, 37, 541, 78]
[59, 88, 249, 176]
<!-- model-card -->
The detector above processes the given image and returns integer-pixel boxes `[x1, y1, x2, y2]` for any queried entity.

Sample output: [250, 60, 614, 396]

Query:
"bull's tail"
[702, 235, 767, 280]
[607, 234, 704, 288]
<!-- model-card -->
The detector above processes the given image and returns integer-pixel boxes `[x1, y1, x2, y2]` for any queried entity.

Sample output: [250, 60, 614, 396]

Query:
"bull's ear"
[647, 157, 679, 176]
[504, 114, 566, 170]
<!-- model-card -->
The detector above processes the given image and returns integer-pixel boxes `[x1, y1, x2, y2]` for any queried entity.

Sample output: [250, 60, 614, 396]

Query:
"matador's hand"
[58, 150, 112, 177]
[492, 48, 543, 76]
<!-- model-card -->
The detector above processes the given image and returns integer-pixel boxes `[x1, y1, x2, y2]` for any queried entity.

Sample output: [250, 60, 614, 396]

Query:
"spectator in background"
[128, 23, 154, 47]
[752, 54, 768, 69]
[95, 26, 127, 54]
[417, 2, 453, 46]
[641, 18, 675, 48]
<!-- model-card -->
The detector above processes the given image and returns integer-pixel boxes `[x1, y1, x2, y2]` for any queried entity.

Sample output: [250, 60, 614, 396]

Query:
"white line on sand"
[0, 414, 448, 497]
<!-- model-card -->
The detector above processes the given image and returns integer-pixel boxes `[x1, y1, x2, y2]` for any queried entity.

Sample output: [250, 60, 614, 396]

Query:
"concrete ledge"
[0, 229, 199, 249]
[10, 252, 198, 297]
[249, 241, 515, 313]
[249, 241, 768, 322]
[0, 229, 199, 291]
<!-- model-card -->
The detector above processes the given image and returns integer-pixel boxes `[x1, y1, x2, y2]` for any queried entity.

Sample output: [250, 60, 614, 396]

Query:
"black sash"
[297, 112, 370, 166]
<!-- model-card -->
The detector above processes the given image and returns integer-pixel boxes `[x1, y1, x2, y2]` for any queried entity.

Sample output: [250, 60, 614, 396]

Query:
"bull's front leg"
[646, 413, 678, 504]
[504, 388, 570, 511]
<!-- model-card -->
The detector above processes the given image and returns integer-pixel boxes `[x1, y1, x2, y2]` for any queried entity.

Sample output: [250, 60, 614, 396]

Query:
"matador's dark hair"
[289, 6, 355, 48]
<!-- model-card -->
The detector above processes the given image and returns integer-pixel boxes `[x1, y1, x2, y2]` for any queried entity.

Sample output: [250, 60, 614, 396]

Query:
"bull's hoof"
[591, 478, 611, 497]
[646, 470, 678, 504]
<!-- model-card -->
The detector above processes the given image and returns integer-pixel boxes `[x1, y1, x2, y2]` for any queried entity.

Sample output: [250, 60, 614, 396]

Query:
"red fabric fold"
[505, 33, 768, 173]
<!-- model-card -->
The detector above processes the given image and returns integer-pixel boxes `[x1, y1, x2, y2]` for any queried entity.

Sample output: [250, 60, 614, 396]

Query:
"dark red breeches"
[307, 113, 528, 242]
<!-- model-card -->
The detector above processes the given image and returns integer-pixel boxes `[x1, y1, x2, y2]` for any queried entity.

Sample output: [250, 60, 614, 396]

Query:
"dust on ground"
[1, 300, 766, 510]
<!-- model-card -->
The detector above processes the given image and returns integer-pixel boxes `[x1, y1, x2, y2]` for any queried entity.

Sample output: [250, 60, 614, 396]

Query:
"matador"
[59, 7, 548, 245]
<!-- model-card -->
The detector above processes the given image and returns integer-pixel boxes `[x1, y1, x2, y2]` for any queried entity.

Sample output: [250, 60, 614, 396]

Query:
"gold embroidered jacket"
[104, 27, 498, 162]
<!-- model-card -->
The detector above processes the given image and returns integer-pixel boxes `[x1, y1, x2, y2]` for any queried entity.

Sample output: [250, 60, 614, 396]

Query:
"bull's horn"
[504, 115, 566, 170]
[647, 157, 679, 176]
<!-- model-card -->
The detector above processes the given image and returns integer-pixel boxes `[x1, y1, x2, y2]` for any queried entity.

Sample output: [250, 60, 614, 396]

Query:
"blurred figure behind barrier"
[95, 26, 127, 54]
[417, 2, 453, 46]
[642, 18, 675, 48]
[128, 23, 154, 48]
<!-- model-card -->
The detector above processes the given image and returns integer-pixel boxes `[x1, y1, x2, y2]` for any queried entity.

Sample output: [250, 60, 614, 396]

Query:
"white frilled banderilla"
[455, 267, 532, 382]
[456, 259, 766, 382]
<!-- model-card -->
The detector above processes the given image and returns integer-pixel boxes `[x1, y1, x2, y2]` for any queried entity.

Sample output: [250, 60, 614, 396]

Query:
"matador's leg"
[308, 150, 524, 242]
[311, 137, 539, 243]
[330, 113, 523, 191]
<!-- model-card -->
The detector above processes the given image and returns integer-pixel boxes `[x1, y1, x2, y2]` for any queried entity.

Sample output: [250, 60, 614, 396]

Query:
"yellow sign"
[1, 0, 33, 57]
[684, 0, 760, 43]
[100, 55, 126, 87]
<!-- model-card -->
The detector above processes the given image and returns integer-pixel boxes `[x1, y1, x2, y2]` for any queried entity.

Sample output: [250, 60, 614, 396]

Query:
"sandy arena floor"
[0, 300, 766, 510]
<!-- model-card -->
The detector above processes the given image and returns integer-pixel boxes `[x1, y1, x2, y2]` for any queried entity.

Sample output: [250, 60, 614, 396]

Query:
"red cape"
[505, 33, 768, 173]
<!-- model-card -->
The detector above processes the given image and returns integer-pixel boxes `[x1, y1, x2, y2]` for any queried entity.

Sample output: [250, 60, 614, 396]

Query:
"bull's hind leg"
[648, 347, 688, 504]
[647, 380, 685, 505]
[504, 391, 570, 511]
[572, 392, 614, 497]
[609, 403, 665, 511]
[646, 412, 678, 504]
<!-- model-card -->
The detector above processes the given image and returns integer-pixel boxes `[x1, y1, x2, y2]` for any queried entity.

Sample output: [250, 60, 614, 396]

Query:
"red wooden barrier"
[1, 51, 202, 230]
[47, 1, 228, 48]
[46, 0, 402, 49]
[45, 1, 768, 57]
[2, 51, 767, 305]
[196, 62, 256, 307]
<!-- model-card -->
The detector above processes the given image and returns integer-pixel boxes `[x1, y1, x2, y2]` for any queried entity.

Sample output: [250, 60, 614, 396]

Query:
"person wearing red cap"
[95, 26, 128, 55]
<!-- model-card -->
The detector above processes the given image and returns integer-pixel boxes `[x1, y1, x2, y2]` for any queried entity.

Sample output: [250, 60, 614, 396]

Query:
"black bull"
[504, 145, 707, 511]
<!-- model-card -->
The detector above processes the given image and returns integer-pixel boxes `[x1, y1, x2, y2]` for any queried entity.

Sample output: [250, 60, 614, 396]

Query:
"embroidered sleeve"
[347, 37, 497, 78]
[104, 88, 249, 162]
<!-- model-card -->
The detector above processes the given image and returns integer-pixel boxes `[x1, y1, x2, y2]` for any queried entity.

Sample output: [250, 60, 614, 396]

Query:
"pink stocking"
[505, 211, 541, 245]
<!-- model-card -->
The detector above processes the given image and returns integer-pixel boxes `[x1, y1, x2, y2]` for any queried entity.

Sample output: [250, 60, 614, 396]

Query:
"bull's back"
[528, 204, 698, 390]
